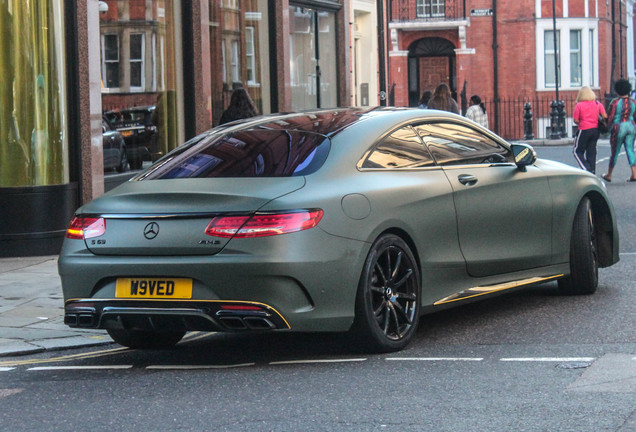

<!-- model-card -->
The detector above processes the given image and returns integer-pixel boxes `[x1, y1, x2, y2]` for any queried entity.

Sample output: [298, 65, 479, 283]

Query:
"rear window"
[137, 129, 331, 179]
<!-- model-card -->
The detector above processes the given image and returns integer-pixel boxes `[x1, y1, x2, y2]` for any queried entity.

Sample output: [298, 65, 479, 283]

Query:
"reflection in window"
[139, 129, 331, 179]
[100, 0, 183, 158]
[210, 0, 271, 124]
[130, 33, 145, 89]
[363, 126, 435, 169]
[102, 34, 120, 88]
[415, 123, 512, 166]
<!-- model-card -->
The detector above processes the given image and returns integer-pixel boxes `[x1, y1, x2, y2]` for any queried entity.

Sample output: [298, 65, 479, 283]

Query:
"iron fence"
[476, 94, 581, 141]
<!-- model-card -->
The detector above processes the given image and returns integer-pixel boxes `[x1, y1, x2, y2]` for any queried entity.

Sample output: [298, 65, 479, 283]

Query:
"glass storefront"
[0, 0, 69, 187]
[99, 0, 183, 167]
[289, 5, 337, 111]
[209, 0, 271, 125]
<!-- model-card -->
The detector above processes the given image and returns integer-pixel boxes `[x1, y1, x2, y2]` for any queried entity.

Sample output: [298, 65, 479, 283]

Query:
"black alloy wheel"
[352, 234, 421, 352]
[558, 197, 598, 295]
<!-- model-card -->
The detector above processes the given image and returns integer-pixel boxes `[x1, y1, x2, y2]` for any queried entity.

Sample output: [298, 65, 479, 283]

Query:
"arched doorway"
[408, 37, 456, 107]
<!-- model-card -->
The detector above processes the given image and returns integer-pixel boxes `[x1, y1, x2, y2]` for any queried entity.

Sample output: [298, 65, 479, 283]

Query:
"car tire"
[351, 234, 420, 353]
[558, 197, 598, 295]
[115, 148, 128, 173]
[107, 329, 186, 349]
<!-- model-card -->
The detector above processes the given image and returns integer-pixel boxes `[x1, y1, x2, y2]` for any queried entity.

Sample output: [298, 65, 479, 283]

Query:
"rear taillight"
[205, 210, 323, 238]
[65, 217, 106, 240]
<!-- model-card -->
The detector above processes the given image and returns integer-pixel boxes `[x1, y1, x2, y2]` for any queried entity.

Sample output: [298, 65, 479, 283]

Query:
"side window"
[361, 126, 435, 169]
[414, 122, 514, 166]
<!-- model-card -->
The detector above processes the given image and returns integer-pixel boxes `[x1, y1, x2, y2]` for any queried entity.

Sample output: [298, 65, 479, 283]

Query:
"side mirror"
[511, 143, 537, 171]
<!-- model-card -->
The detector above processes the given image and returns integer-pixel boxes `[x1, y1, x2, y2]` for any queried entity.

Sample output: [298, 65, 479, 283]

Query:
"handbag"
[597, 115, 609, 134]
[597, 101, 609, 134]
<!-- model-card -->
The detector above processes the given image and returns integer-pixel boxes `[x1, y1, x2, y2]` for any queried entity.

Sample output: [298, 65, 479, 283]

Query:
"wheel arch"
[378, 227, 422, 277]
[586, 191, 617, 268]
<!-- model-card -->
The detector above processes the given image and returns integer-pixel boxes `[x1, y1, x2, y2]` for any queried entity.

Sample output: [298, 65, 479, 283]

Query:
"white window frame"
[569, 29, 582, 87]
[129, 33, 145, 91]
[536, 19, 598, 91]
[246, 26, 257, 85]
[101, 33, 120, 92]
[222, 40, 227, 84]
[231, 40, 240, 83]
[416, 0, 445, 18]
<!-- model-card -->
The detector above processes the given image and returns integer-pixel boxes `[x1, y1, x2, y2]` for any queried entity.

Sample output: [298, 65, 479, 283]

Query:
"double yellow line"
[0, 331, 209, 367]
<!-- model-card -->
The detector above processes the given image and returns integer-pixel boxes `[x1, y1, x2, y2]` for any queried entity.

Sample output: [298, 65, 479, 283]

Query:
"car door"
[414, 121, 553, 278]
[356, 125, 467, 305]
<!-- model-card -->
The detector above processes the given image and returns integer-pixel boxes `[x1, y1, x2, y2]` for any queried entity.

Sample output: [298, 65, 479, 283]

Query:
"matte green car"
[59, 107, 619, 352]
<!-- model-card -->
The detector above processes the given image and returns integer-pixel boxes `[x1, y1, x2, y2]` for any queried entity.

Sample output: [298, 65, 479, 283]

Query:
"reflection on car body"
[59, 107, 619, 353]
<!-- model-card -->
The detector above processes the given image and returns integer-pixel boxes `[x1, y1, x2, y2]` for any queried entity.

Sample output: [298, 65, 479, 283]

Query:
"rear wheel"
[351, 234, 420, 353]
[115, 148, 128, 173]
[107, 329, 185, 349]
[558, 197, 598, 295]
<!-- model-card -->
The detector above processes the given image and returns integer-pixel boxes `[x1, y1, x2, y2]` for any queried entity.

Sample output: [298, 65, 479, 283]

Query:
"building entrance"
[407, 37, 456, 107]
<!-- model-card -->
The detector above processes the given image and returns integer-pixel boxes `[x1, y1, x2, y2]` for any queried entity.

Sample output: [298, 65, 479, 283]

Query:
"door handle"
[458, 174, 478, 186]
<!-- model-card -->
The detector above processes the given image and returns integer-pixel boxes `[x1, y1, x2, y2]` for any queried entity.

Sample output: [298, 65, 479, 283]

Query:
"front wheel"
[107, 329, 186, 349]
[558, 197, 598, 295]
[351, 234, 421, 353]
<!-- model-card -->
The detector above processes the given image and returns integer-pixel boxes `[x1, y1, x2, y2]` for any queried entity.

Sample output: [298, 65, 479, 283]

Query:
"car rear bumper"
[64, 299, 290, 332]
[58, 229, 370, 333]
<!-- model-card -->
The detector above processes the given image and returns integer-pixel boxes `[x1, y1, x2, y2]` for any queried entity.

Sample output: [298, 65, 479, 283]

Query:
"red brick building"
[387, 0, 635, 139]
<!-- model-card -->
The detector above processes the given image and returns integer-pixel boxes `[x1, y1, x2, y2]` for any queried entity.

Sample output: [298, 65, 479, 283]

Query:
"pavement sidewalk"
[0, 256, 113, 357]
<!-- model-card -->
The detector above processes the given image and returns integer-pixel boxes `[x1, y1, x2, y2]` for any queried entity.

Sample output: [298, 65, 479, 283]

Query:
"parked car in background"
[60, 108, 619, 353]
[111, 106, 160, 169]
[102, 117, 128, 173]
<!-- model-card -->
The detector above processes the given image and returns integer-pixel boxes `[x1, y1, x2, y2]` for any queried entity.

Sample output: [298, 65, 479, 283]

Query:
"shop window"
[0, 0, 69, 186]
[289, 6, 337, 111]
[100, 0, 184, 164]
[210, 0, 271, 125]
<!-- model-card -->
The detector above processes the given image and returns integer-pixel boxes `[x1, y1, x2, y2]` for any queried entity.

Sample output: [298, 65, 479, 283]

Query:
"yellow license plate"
[115, 278, 192, 299]
[121, 130, 133, 137]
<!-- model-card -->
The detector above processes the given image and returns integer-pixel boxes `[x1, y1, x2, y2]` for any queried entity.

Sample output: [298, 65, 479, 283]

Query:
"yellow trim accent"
[433, 275, 563, 306]
[65, 298, 291, 328]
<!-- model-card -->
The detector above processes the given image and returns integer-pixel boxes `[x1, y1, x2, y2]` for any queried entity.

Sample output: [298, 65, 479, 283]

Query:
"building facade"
[388, 0, 636, 138]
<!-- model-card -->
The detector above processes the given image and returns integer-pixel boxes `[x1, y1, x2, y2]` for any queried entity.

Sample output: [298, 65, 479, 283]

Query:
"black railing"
[472, 94, 582, 141]
[390, 0, 466, 23]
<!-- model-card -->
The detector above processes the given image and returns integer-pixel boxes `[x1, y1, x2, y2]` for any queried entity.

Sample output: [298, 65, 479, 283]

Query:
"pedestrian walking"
[219, 88, 259, 125]
[601, 79, 636, 182]
[465, 94, 489, 128]
[572, 86, 606, 174]
[427, 83, 459, 114]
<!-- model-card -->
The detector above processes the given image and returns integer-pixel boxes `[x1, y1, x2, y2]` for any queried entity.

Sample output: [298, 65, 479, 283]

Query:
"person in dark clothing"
[418, 90, 432, 108]
[219, 88, 259, 125]
[427, 83, 459, 114]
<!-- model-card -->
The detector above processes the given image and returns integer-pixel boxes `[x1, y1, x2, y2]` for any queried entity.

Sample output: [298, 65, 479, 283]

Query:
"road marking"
[270, 358, 367, 365]
[0, 367, 15, 372]
[28, 365, 133, 371]
[620, 252, 636, 256]
[146, 363, 254, 370]
[597, 151, 625, 164]
[386, 357, 484, 361]
[0, 346, 129, 367]
[500, 357, 595, 362]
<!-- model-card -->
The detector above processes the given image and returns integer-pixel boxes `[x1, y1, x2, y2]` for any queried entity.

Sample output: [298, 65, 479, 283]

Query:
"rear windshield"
[136, 129, 331, 179]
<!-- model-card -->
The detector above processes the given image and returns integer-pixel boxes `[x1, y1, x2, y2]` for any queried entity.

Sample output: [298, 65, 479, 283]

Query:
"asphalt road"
[2, 143, 636, 432]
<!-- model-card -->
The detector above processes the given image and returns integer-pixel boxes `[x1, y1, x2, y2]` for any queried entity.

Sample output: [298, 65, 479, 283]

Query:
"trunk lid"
[80, 177, 305, 256]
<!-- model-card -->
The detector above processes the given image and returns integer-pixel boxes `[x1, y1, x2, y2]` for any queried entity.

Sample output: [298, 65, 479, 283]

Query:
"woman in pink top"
[572, 86, 607, 174]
